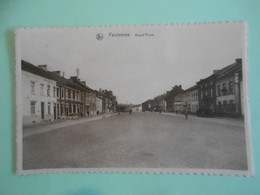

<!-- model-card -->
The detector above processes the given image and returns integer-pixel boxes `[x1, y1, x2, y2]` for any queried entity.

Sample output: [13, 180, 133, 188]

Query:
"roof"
[22, 60, 92, 92]
[185, 84, 198, 92]
[197, 59, 242, 84]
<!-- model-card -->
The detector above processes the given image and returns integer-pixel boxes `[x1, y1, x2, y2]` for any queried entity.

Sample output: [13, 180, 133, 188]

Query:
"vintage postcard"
[15, 22, 253, 176]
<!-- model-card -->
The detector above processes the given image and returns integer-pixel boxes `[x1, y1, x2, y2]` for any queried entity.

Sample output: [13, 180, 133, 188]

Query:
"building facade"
[165, 85, 184, 112]
[197, 73, 217, 117]
[132, 104, 142, 112]
[215, 59, 243, 117]
[184, 85, 199, 114]
[142, 99, 154, 112]
[22, 61, 57, 126]
[95, 97, 103, 114]
[174, 93, 184, 113]
[153, 94, 166, 112]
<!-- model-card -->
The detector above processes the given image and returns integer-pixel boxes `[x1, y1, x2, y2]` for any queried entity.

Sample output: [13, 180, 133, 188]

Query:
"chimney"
[38, 65, 47, 71]
[236, 58, 242, 64]
[81, 81, 86, 86]
[52, 71, 61, 76]
[70, 76, 79, 82]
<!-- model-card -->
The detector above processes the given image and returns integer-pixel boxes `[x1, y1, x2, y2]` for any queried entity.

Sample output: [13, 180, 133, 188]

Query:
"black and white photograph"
[15, 22, 253, 175]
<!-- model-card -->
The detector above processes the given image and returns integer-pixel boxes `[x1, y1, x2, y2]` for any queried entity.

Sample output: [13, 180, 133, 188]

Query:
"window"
[75, 91, 78, 101]
[229, 81, 233, 94]
[229, 100, 234, 104]
[217, 85, 221, 96]
[210, 81, 213, 85]
[40, 84, 44, 95]
[78, 92, 81, 101]
[205, 83, 207, 87]
[71, 104, 74, 113]
[222, 83, 228, 95]
[61, 88, 64, 98]
[73, 91, 75, 100]
[48, 102, 51, 114]
[30, 101, 36, 115]
[31, 81, 35, 94]
[53, 87, 56, 97]
[57, 87, 60, 97]
[210, 88, 213, 97]
[66, 89, 68, 99]
[205, 90, 208, 96]
[47, 85, 50, 96]
[69, 90, 72, 99]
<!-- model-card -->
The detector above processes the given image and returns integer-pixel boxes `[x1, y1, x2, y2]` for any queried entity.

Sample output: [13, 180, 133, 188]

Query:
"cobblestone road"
[23, 112, 247, 170]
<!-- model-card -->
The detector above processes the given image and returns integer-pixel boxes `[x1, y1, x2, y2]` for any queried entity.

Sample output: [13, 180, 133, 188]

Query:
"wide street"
[23, 112, 248, 170]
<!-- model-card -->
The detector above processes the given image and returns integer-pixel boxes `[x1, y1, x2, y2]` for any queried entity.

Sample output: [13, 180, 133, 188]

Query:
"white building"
[95, 97, 103, 114]
[132, 104, 142, 112]
[184, 85, 199, 114]
[22, 61, 57, 126]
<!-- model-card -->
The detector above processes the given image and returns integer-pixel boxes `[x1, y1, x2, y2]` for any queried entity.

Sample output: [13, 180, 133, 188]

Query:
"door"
[41, 102, 44, 119]
[66, 108, 69, 117]
[54, 103, 56, 119]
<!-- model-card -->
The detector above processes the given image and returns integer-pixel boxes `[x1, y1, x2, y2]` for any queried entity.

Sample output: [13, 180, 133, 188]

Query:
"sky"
[18, 22, 246, 104]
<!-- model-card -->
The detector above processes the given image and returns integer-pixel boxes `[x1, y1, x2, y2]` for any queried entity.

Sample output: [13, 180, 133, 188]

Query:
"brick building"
[165, 85, 184, 112]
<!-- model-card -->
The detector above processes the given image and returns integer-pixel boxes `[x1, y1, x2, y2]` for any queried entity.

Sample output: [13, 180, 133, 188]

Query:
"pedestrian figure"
[87, 110, 90, 117]
[129, 109, 132, 115]
[184, 109, 188, 120]
[96, 110, 99, 115]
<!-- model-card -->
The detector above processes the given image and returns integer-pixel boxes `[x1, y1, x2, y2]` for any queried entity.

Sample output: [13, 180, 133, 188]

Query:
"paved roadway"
[23, 112, 247, 170]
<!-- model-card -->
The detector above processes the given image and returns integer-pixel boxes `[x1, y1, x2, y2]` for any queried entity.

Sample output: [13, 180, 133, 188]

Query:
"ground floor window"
[48, 102, 51, 114]
[30, 101, 36, 115]
[57, 103, 60, 116]
[217, 99, 236, 113]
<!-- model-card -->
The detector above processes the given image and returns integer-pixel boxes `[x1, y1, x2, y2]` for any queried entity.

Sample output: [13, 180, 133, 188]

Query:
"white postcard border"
[15, 22, 254, 176]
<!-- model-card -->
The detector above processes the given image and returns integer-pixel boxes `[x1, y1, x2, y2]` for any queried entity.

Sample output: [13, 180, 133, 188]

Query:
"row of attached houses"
[142, 59, 243, 117]
[142, 85, 185, 112]
[22, 60, 117, 126]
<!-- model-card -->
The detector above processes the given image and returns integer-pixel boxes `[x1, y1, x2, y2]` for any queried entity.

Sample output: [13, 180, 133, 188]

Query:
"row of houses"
[22, 60, 118, 126]
[142, 59, 244, 117]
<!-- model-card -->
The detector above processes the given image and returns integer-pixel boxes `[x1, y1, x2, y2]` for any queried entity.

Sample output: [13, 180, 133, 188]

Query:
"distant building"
[215, 59, 243, 117]
[70, 76, 96, 116]
[174, 93, 184, 113]
[165, 85, 184, 112]
[98, 89, 117, 113]
[142, 99, 154, 111]
[95, 96, 102, 114]
[132, 104, 142, 112]
[184, 85, 199, 114]
[153, 94, 166, 112]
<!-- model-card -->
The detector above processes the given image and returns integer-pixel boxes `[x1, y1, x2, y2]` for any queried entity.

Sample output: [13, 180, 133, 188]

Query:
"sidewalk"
[161, 112, 244, 127]
[23, 113, 118, 138]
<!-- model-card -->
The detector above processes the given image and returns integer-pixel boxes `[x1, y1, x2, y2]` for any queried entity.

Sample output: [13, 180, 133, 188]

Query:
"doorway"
[41, 102, 44, 119]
